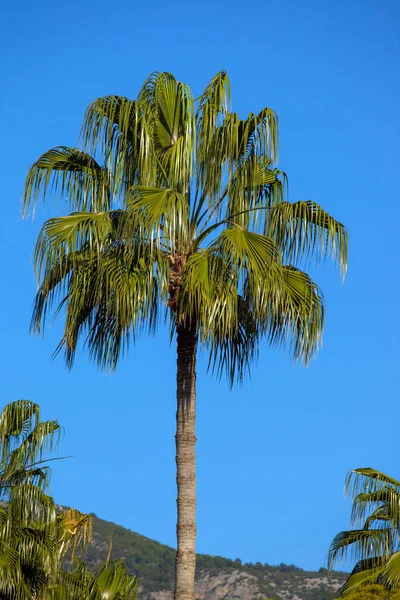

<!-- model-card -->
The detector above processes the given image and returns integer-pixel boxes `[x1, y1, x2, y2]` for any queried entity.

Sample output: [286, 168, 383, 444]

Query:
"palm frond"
[346, 470, 400, 497]
[351, 487, 400, 531]
[196, 71, 231, 203]
[328, 529, 393, 568]
[338, 558, 386, 597]
[207, 294, 258, 385]
[34, 211, 115, 281]
[267, 200, 348, 278]
[128, 186, 190, 254]
[23, 147, 111, 215]
[138, 72, 195, 191]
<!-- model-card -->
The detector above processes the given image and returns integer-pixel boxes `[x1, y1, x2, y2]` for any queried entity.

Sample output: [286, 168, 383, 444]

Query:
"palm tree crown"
[329, 468, 400, 596]
[24, 71, 347, 381]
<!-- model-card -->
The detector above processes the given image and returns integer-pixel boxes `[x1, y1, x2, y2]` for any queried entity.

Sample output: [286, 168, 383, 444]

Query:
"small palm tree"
[0, 400, 61, 598]
[45, 558, 138, 600]
[24, 71, 347, 600]
[329, 469, 400, 596]
[0, 401, 92, 600]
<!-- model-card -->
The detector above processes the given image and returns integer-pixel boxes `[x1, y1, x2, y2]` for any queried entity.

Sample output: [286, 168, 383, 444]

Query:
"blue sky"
[1, 0, 399, 572]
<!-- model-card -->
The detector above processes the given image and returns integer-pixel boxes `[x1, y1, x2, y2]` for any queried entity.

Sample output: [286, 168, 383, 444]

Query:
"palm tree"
[0, 401, 92, 599]
[24, 71, 347, 600]
[0, 400, 61, 598]
[329, 468, 400, 596]
[46, 559, 138, 600]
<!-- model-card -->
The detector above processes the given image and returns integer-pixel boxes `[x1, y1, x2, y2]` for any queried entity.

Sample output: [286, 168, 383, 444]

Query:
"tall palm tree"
[24, 71, 347, 600]
[329, 469, 400, 596]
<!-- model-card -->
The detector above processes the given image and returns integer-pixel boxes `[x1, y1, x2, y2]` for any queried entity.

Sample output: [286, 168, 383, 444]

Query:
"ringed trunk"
[174, 326, 197, 600]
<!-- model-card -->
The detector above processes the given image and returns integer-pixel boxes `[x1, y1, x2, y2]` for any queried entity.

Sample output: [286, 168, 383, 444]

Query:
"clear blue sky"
[1, 0, 399, 572]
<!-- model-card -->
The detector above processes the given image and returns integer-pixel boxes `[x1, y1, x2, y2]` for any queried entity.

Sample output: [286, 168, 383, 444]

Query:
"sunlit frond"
[267, 200, 348, 277]
[128, 186, 190, 253]
[56, 508, 92, 563]
[339, 558, 386, 597]
[34, 211, 115, 281]
[226, 154, 285, 228]
[23, 147, 111, 214]
[138, 72, 196, 190]
[196, 71, 231, 202]
[330, 469, 400, 596]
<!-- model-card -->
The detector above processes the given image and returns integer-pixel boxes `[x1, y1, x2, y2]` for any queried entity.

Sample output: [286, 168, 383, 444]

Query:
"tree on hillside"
[24, 71, 347, 600]
[329, 469, 400, 596]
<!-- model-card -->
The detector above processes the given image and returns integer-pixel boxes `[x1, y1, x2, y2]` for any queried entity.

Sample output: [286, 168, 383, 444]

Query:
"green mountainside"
[69, 512, 347, 600]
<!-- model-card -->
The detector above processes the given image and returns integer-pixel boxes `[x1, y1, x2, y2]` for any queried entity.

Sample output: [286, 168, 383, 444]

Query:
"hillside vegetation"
[70, 513, 348, 600]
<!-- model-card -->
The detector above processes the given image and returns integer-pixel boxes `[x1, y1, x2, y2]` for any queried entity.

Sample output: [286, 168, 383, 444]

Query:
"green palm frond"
[138, 72, 195, 191]
[23, 147, 111, 214]
[128, 186, 190, 253]
[34, 211, 115, 279]
[91, 559, 138, 600]
[55, 248, 160, 370]
[328, 529, 393, 568]
[339, 558, 387, 597]
[346, 470, 400, 496]
[207, 294, 258, 384]
[352, 488, 400, 530]
[267, 200, 348, 277]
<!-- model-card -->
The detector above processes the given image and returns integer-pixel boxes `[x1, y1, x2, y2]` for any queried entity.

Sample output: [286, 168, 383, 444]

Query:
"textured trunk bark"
[174, 326, 197, 600]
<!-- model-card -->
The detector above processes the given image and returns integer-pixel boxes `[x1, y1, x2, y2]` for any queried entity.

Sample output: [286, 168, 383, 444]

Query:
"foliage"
[329, 469, 400, 596]
[0, 400, 61, 598]
[46, 558, 138, 600]
[0, 400, 126, 600]
[24, 71, 347, 383]
[343, 584, 400, 600]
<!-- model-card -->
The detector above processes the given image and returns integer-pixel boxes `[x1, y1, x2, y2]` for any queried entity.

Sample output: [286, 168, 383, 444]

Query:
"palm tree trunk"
[174, 325, 197, 600]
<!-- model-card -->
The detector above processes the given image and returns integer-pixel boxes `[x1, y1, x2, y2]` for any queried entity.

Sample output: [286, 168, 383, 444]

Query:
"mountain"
[70, 513, 347, 600]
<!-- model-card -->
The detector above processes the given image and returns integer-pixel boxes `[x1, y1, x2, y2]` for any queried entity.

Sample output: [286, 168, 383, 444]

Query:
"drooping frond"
[81, 94, 158, 192]
[56, 508, 92, 563]
[207, 294, 258, 385]
[267, 200, 348, 278]
[346, 469, 400, 498]
[264, 265, 324, 364]
[34, 211, 115, 280]
[41, 242, 162, 371]
[178, 226, 324, 382]
[23, 147, 112, 214]
[328, 529, 393, 568]
[351, 488, 400, 530]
